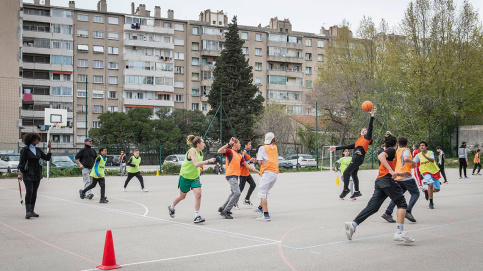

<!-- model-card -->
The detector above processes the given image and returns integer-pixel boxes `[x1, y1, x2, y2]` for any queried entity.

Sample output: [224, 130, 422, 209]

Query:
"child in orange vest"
[255, 132, 279, 221]
[472, 149, 481, 175]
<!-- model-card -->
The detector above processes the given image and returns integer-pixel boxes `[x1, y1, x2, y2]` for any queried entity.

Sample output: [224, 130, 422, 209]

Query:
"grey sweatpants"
[220, 176, 241, 212]
[82, 168, 93, 196]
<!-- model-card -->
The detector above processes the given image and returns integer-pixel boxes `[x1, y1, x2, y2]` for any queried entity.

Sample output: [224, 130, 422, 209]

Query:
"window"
[108, 76, 118, 84]
[107, 106, 119, 112]
[241, 47, 248, 55]
[305, 53, 312, 60]
[23, 8, 50, 16]
[77, 59, 88, 67]
[93, 45, 104, 53]
[108, 62, 118, 69]
[192, 88, 200, 96]
[191, 103, 199, 111]
[202, 71, 213, 80]
[268, 76, 287, 85]
[51, 9, 73, 18]
[108, 47, 119, 55]
[192, 27, 199, 35]
[287, 105, 302, 115]
[174, 39, 184, 46]
[174, 52, 184, 60]
[305, 67, 312, 74]
[163, 22, 172, 28]
[93, 91, 104, 99]
[174, 24, 184, 31]
[175, 66, 184, 74]
[202, 58, 208, 65]
[255, 33, 262, 41]
[191, 73, 200, 81]
[93, 105, 103, 113]
[269, 34, 287, 42]
[317, 54, 324, 62]
[93, 60, 103, 68]
[93, 75, 103, 83]
[78, 13, 88, 21]
[202, 104, 208, 111]
[52, 24, 73, 34]
[77, 44, 88, 51]
[93, 31, 104, 38]
[77, 29, 88, 37]
[192, 42, 199, 51]
[50, 55, 72, 65]
[77, 121, 86, 128]
[305, 39, 312, 46]
[255, 62, 262, 71]
[51, 87, 72, 96]
[255, 77, 262, 85]
[78, 74, 87, 82]
[108, 91, 118, 99]
[77, 90, 86, 97]
[175, 95, 183, 102]
[108, 32, 119, 40]
[93, 121, 102, 128]
[93, 15, 104, 23]
[202, 86, 211, 95]
[192, 57, 199, 66]
[305, 80, 312, 88]
[241, 32, 248, 40]
[318, 40, 324, 48]
[174, 81, 184, 88]
[305, 108, 312, 115]
[108, 17, 119, 25]
[255, 48, 262, 56]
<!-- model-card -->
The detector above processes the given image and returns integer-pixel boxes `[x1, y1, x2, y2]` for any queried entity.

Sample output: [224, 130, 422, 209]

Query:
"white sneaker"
[142, 188, 149, 192]
[394, 231, 415, 243]
[345, 222, 356, 240]
[123, 187, 126, 192]
[233, 204, 239, 210]
[256, 215, 270, 221]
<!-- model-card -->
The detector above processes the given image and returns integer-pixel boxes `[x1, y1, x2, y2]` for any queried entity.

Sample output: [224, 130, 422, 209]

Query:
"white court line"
[79, 241, 279, 271]
[109, 197, 149, 216]
[0, 187, 280, 244]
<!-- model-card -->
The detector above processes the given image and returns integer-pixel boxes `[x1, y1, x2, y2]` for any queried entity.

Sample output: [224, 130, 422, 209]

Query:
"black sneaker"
[99, 198, 108, 203]
[220, 210, 233, 219]
[428, 203, 434, 209]
[424, 189, 429, 201]
[382, 213, 396, 223]
[168, 206, 175, 218]
[352, 191, 362, 198]
[194, 216, 205, 223]
[405, 212, 416, 222]
[88, 194, 94, 200]
[339, 189, 351, 199]
[79, 189, 85, 199]
[218, 207, 232, 215]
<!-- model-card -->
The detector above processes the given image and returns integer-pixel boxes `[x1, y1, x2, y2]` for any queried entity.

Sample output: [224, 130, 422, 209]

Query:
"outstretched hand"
[208, 158, 216, 163]
[370, 110, 374, 117]
[329, 147, 336, 152]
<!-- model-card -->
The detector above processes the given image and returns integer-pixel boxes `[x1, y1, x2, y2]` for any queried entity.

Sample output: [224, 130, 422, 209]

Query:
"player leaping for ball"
[330, 108, 374, 199]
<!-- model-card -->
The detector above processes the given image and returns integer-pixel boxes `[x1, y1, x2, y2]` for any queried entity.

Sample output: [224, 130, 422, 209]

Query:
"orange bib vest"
[355, 136, 371, 153]
[225, 150, 242, 178]
[475, 153, 480, 163]
[395, 148, 412, 180]
[240, 150, 251, 177]
[260, 144, 279, 175]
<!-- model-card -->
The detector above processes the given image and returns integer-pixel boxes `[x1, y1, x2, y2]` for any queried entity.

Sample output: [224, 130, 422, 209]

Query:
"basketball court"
[1, 168, 482, 270]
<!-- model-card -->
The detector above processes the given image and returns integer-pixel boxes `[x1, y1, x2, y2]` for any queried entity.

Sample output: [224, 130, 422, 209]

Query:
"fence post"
[159, 144, 162, 172]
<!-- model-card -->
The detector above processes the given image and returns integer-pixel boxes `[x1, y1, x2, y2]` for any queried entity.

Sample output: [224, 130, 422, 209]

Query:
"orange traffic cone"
[336, 175, 340, 186]
[97, 230, 122, 270]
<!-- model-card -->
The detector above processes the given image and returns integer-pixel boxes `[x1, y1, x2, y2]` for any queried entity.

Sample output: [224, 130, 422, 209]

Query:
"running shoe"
[218, 207, 232, 215]
[394, 231, 415, 243]
[168, 205, 175, 218]
[459, 177, 463, 179]
[123, 187, 126, 192]
[339, 189, 351, 199]
[255, 207, 263, 213]
[423, 189, 429, 201]
[465, 177, 470, 179]
[345, 222, 356, 240]
[382, 213, 396, 223]
[351, 191, 362, 198]
[244, 199, 253, 205]
[428, 203, 434, 209]
[99, 198, 109, 203]
[256, 215, 271, 221]
[405, 212, 416, 222]
[79, 189, 85, 199]
[443, 181, 448, 184]
[142, 188, 149, 192]
[220, 210, 233, 219]
[88, 194, 94, 200]
[194, 216, 205, 223]
[233, 203, 240, 210]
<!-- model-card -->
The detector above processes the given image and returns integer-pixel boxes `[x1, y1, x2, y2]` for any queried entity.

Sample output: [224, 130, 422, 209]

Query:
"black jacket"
[75, 145, 97, 169]
[18, 146, 51, 182]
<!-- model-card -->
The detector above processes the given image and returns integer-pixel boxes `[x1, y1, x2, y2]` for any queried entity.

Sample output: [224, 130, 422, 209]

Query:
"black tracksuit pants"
[343, 153, 364, 192]
[83, 177, 106, 199]
[239, 175, 256, 200]
[124, 172, 144, 189]
[459, 158, 467, 177]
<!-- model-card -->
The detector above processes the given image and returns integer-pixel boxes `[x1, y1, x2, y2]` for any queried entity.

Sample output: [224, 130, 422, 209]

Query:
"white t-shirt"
[413, 151, 434, 163]
[256, 145, 268, 165]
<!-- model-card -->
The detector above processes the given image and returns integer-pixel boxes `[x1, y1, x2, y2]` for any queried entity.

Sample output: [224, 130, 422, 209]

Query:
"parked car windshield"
[301, 155, 313, 159]
[3, 155, 20, 161]
[53, 156, 75, 163]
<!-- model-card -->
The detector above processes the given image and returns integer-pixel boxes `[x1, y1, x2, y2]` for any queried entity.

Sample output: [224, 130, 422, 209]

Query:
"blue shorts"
[423, 174, 441, 189]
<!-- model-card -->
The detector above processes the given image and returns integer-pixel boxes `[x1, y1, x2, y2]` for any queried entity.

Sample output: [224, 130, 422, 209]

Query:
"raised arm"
[218, 137, 235, 154]
[364, 112, 375, 140]
[189, 149, 215, 168]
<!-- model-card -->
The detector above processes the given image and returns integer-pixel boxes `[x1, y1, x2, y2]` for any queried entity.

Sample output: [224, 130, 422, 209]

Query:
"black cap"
[462, 141, 467, 144]
[84, 138, 92, 142]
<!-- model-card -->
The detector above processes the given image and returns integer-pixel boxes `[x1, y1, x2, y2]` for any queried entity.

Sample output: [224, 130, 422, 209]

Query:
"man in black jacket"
[436, 146, 448, 183]
[75, 138, 97, 199]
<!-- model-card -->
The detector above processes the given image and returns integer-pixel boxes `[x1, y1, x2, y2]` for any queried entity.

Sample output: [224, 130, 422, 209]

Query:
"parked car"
[106, 155, 120, 166]
[0, 154, 20, 173]
[278, 156, 294, 169]
[164, 154, 185, 166]
[51, 155, 78, 168]
[286, 154, 317, 168]
[0, 159, 11, 173]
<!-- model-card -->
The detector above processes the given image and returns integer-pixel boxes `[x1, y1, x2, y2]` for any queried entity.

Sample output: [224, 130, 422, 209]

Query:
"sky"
[26, 0, 482, 35]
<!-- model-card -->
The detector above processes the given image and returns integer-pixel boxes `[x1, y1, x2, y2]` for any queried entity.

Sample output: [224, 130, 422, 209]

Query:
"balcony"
[200, 34, 225, 42]
[124, 98, 174, 108]
[266, 84, 305, 92]
[267, 55, 304, 64]
[267, 41, 304, 49]
[124, 84, 174, 93]
[20, 109, 73, 119]
[267, 68, 303, 76]
[124, 39, 174, 50]
[32, 95, 73, 103]
[123, 53, 174, 63]
[124, 24, 174, 35]
[124, 68, 173, 78]
[21, 126, 73, 134]
[200, 50, 222, 57]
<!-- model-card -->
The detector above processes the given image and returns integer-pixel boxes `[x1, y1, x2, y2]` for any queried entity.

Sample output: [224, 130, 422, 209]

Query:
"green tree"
[208, 16, 265, 143]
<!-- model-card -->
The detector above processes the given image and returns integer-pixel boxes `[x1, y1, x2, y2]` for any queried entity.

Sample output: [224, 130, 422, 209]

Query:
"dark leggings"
[342, 154, 365, 191]
[83, 178, 105, 199]
[239, 175, 256, 200]
[124, 172, 144, 189]
[23, 179, 41, 205]
[439, 166, 447, 182]
[473, 163, 482, 174]
[459, 158, 467, 177]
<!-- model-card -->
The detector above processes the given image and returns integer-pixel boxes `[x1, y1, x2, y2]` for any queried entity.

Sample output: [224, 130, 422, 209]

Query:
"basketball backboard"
[44, 108, 68, 126]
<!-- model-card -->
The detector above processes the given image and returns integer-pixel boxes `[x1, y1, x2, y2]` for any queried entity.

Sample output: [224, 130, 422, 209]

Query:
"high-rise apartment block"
[2, 0, 341, 150]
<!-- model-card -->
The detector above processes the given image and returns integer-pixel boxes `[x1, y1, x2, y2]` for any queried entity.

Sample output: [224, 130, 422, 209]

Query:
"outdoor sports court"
[1, 169, 482, 270]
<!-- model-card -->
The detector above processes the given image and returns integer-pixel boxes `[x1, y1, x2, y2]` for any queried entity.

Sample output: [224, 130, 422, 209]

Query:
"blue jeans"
[385, 178, 420, 215]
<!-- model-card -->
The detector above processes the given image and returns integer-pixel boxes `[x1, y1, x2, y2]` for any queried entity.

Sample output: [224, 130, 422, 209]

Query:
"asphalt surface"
[0, 169, 482, 271]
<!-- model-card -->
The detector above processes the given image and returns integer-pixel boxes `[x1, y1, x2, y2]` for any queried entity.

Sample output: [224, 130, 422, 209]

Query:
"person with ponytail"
[168, 135, 216, 224]
[345, 132, 415, 243]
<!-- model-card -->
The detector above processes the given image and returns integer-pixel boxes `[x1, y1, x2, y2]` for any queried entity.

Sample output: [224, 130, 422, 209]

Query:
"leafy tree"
[208, 16, 265, 143]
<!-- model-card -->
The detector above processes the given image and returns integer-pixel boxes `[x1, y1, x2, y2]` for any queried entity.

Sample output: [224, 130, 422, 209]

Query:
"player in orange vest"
[217, 137, 260, 219]
[329, 110, 374, 199]
[238, 140, 257, 207]
[255, 132, 279, 221]
[472, 149, 481, 175]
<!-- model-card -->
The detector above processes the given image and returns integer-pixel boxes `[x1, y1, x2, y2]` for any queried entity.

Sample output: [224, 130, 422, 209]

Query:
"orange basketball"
[362, 101, 373, 112]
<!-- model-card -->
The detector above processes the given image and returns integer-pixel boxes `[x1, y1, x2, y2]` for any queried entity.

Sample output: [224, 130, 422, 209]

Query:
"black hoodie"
[75, 145, 97, 169]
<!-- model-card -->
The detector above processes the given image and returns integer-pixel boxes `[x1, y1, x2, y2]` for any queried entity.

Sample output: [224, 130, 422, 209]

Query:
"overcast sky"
[27, 0, 482, 34]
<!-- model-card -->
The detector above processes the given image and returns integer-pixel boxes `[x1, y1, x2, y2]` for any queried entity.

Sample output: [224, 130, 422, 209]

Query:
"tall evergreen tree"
[207, 16, 264, 143]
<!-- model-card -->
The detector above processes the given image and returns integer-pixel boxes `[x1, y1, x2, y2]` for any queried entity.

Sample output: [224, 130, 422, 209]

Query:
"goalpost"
[44, 109, 67, 180]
